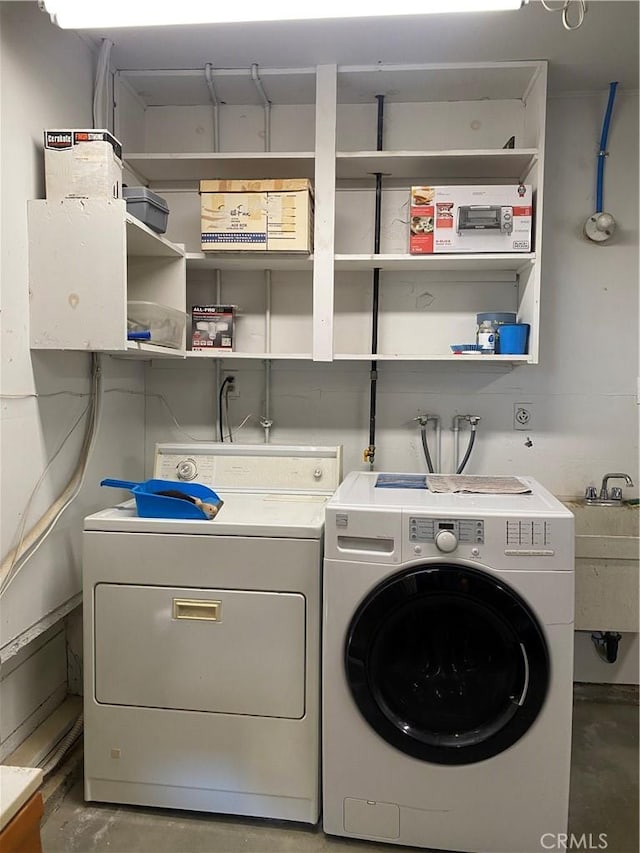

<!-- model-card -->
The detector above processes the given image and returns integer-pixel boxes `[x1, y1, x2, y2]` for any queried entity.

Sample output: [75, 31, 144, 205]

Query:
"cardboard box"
[191, 305, 235, 351]
[200, 179, 313, 253]
[44, 129, 122, 201]
[410, 184, 532, 254]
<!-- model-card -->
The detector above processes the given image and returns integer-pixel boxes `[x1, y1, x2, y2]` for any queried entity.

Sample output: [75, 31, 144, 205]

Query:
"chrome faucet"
[585, 472, 634, 505]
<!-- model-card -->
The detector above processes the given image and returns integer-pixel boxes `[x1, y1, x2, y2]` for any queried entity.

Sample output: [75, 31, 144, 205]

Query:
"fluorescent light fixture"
[40, 0, 526, 29]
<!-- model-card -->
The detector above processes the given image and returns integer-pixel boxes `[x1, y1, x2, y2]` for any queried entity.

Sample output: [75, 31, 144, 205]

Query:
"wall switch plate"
[514, 403, 533, 430]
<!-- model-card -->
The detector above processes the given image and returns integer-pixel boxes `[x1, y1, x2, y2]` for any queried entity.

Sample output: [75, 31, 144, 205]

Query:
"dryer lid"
[84, 490, 329, 537]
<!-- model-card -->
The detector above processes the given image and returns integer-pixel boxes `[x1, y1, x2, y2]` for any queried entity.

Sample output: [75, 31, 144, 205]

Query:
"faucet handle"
[584, 486, 598, 501]
[610, 487, 623, 501]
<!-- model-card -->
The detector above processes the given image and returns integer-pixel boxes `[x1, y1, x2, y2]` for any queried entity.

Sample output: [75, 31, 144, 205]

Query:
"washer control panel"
[506, 520, 552, 547]
[409, 517, 485, 545]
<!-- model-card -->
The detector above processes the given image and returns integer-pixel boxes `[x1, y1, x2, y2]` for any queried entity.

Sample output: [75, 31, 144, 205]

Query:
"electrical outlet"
[514, 403, 533, 431]
[224, 376, 239, 399]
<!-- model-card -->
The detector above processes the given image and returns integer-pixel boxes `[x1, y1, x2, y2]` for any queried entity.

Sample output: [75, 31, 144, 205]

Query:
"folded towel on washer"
[426, 475, 531, 494]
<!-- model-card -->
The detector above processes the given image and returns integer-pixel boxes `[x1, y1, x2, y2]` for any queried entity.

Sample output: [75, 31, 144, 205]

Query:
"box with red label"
[44, 129, 122, 201]
[409, 185, 532, 254]
[191, 305, 235, 351]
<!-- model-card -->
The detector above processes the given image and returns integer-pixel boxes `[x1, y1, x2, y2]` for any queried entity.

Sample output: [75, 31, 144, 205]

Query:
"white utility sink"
[562, 500, 639, 561]
[560, 500, 639, 632]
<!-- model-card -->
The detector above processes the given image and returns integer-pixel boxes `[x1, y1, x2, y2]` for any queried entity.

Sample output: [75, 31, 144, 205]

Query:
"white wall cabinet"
[29, 61, 547, 362]
[28, 199, 186, 354]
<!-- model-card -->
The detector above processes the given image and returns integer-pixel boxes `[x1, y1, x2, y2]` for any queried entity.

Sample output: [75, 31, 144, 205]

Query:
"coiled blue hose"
[596, 82, 619, 213]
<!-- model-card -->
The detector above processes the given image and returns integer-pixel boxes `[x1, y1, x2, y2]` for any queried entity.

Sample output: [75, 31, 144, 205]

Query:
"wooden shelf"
[125, 152, 315, 183]
[123, 342, 187, 358]
[119, 348, 530, 363]
[334, 353, 531, 362]
[334, 253, 535, 273]
[186, 252, 313, 271]
[119, 346, 315, 360]
[126, 214, 185, 257]
[185, 253, 533, 273]
[335, 149, 538, 181]
[185, 351, 312, 360]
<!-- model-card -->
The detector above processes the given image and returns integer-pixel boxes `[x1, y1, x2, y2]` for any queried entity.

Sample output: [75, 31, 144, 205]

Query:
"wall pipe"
[452, 414, 462, 474]
[416, 414, 441, 474]
[452, 415, 481, 475]
[364, 94, 385, 469]
[596, 82, 618, 213]
[250, 63, 274, 443]
[251, 63, 271, 151]
[214, 269, 222, 439]
[204, 63, 220, 152]
[262, 269, 273, 443]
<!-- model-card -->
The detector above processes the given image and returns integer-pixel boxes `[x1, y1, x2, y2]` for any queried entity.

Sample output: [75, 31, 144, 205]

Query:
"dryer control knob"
[176, 458, 198, 481]
[435, 530, 458, 553]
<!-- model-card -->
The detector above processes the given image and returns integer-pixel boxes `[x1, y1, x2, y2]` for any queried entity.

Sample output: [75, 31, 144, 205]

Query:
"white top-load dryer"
[83, 443, 341, 824]
[322, 472, 574, 853]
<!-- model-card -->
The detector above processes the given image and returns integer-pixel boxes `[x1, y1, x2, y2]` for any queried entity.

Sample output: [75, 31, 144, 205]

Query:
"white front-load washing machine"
[322, 472, 574, 853]
[83, 443, 341, 824]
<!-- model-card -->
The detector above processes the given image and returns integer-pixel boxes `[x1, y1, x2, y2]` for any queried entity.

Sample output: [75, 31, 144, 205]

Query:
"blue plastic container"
[497, 323, 530, 355]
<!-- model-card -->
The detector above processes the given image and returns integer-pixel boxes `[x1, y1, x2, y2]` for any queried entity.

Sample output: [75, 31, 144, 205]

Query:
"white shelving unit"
[29, 199, 186, 353]
[29, 61, 547, 363]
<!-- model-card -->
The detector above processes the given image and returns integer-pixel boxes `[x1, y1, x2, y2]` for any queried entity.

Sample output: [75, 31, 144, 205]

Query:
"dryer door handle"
[173, 599, 222, 622]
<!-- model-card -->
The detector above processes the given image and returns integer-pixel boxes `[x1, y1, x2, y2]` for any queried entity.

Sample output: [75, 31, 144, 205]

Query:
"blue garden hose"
[596, 82, 619, 213]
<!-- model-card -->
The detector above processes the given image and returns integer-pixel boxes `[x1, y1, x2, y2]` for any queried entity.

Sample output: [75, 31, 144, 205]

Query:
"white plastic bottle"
[477, 320, 495, 354]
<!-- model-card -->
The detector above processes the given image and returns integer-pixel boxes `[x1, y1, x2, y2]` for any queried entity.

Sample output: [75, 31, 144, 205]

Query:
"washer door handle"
[517, 642, 530, 706]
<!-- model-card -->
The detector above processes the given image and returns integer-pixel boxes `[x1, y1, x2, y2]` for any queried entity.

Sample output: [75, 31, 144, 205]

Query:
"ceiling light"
[40, 0, 527, 29]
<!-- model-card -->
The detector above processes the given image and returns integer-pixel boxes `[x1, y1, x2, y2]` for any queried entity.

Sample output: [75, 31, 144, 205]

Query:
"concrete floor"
[41, 695, 638, 853]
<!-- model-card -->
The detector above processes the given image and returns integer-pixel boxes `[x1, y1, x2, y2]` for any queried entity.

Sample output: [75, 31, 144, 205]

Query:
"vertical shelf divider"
[312, 64, 338, 362]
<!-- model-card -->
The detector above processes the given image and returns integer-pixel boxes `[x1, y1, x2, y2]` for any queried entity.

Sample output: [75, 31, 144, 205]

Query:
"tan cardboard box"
[44, 129, 122, 201]
[200, 179, 313, 252]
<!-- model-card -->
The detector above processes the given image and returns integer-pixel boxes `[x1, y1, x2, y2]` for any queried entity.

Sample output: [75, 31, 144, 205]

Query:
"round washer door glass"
[345, 565, 549, 765]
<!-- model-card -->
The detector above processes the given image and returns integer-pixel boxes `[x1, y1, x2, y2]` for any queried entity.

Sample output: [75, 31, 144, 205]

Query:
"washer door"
[345, 565, 549, 765]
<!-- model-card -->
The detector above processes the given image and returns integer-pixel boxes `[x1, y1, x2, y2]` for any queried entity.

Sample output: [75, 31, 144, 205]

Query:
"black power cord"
[218, 376, 234, 442]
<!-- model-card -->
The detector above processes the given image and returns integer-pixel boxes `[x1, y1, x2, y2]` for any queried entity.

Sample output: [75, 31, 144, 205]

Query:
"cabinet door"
[28, 199, 186, 353]
[28, 199, 127, 350]
[94, 583, 306, 718]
